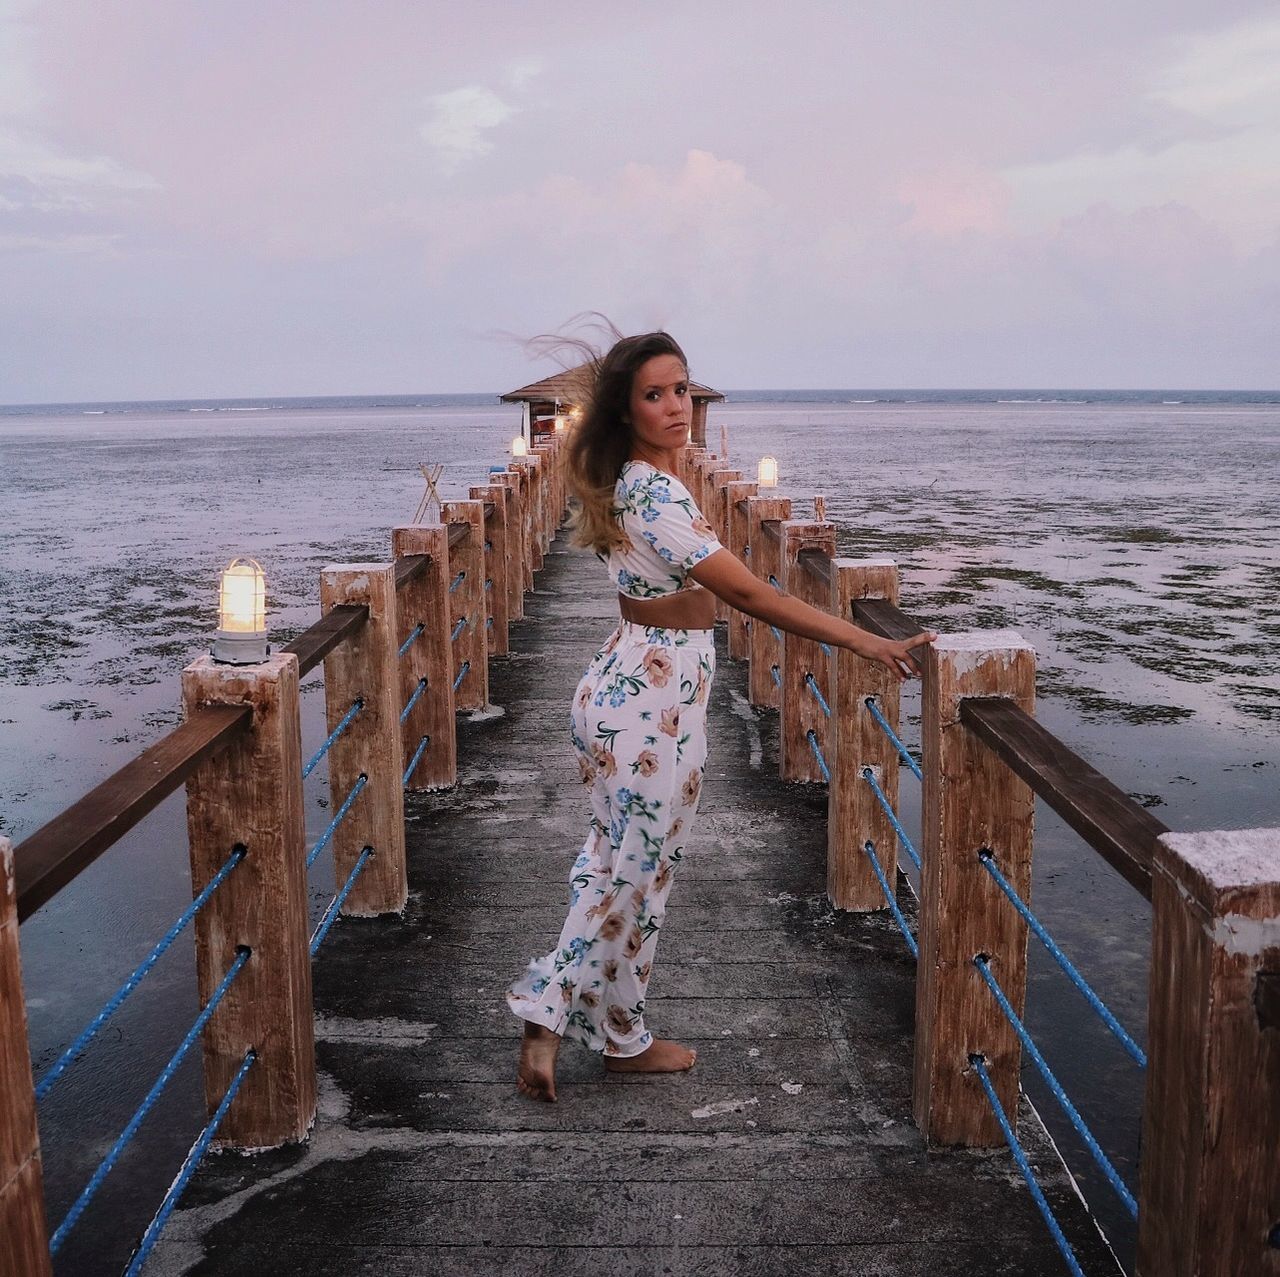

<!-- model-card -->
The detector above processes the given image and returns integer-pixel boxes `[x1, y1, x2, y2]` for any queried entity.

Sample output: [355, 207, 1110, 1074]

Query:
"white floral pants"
[507, 621, 715, 1056]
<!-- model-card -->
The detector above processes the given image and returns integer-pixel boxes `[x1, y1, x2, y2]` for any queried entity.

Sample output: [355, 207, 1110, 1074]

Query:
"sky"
[1, 0, 1278, 400]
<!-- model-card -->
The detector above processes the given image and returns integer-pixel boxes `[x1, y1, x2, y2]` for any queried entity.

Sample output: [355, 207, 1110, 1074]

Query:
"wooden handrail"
[447, 522, 470, 549]
[797, 548, 832, 586]
[281, 604, 368, 678]
[392, 553, 431, 592]
[14, 703, 252, 921]
[959, 697, 1162, 899]
[852, 597, 928, 642]
[760, 518, 782, 543]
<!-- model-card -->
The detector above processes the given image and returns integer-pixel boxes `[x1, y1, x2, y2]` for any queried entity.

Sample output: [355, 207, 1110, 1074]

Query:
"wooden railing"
[681, 443, 1279, 1277]
[0, 437, 565, 1274]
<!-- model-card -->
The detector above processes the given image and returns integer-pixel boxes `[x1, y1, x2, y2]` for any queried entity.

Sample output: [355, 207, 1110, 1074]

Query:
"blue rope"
[819, 641, 832, 657]
[806, 729, 831, 783]
[485, 578, 493, 591]
[302, 697, 364, 779]
[400, 676, 428, 723]
[452, 660, 471, 692]
[36, 846, 245, 1101]
[861, 768, 922, 871]
[768, 574, 781, 590]
[979, 851, 1147, 1067]
[307, 773, 367, 869]
[403, 735, 430, 785]
[803, 673, 831, 717]
[124, 1048, 257, 1276]
[973, 957, 1138, 1219]
[310, 847, 374, 954]
[448, 570, 465, 592]
[969, 1054, 1086, 1277]
[769, 623, 783, 641]
[864, 696, 923, 781]
[486, 616, 493, 629]
[450, 617, 466, 642]
[397, 623, 424, 659]
[50, 948, 252, 1255]
[770, 663, 781, 688]
[863, 841, 918, 959]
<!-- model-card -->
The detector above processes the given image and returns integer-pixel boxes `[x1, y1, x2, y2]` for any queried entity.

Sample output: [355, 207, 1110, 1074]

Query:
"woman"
[507, 331, 934, 1102]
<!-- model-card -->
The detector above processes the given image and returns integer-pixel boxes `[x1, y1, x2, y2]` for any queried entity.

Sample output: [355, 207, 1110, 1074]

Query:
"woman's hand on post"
[852, 629, 937, 681]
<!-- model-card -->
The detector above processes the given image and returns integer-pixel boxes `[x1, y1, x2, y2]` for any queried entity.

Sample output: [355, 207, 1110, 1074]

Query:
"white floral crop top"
[605, 460, 724, 598]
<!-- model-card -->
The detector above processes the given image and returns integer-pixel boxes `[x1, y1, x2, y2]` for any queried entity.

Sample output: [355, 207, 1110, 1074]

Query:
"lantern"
[212, 557, 268, 664]
[512, 435, 528, 457]
[757, 456, 779, 488]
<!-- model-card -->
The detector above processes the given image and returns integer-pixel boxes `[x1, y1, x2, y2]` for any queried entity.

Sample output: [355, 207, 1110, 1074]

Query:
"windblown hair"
[528, 317, 690, 555]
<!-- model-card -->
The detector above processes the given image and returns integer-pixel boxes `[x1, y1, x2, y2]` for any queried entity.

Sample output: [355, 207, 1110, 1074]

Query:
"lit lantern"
[212, 557, 268, 664]
[554, 415, 568, 433]
[512, 434, 528, 457]
[758, 455, 779, 488]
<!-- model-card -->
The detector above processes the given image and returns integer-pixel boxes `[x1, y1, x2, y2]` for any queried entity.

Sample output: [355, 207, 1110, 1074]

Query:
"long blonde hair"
[549, 328, 691, 554]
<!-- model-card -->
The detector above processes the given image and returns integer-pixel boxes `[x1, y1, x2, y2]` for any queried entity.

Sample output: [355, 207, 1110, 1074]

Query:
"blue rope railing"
[969, 1054, 1087, 1277]
[863, 841, 918, 958]
[805, 729, 831, 783]
[448, 570, 465, 593]
[35, 845, 245, 1101]
[770, 623, 783, 641]
[302, 697, 364, 780]
[485, 578, 493, 591]
[403, 735, 430, 785]
[452, 660, 471, 692]
[306, 773, 368, 869]
[397, 623, 424, 659]
[973, 957, 1138, 1219]
[864, 696, 923, 781]
[50, 947, 252, 1255]
[803, 673, 831, 717]
[768, 574, 781, 590]
[819, 641, 832, 657]
[400, 676, 428, 724]
[770, 663, 781, 688]
[450, 617, 466, 642]
[979, 850, 1147, 1067]
[310, 847, 374, 954]
[124, 1048, 257, 1276]
[861, 767, 922, 871]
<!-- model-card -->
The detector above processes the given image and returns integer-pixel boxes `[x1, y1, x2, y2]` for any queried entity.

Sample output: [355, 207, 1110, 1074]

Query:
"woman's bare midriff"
[618, 586, 716, 631]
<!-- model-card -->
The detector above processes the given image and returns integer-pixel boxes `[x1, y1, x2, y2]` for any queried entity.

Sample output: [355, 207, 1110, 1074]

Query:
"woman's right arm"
[690, 548, 935, 681]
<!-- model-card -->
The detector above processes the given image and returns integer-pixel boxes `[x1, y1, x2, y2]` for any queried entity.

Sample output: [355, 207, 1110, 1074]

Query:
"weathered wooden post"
[690, 398, 709, 447]
[182, 652, 316, 1147]
[829, 558, 903, 911]
[1136, 828, 1280, 1277]
[533, 443, 555, 548]
[724, 479, 758, 660]
[318, 564, 407, 916]
[708, 469, 742, 624]
[915, 631, 1035, 1146]
[442, 500, 489, 712]
[393, 524, 457, 790]
[493, 469, 531, 605]
[0, 837, 53, 1277]
[513, 455, 544, 574]
[779, 519, 836, 783]
[746, 495, 791, 709]
[472, 485, 510, 657]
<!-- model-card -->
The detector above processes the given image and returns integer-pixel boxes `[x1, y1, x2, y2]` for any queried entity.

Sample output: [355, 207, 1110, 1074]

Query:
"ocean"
[3, 390, 1277, 1273]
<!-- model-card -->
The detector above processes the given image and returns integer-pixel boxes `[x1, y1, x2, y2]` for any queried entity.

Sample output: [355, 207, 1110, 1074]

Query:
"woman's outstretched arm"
[689, 548, 935, 682]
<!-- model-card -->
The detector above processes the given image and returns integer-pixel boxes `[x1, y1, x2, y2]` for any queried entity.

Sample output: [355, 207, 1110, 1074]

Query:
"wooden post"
[182, 653, 316, 1148]
[724, 479, 758, 661]
[533, 443, 555, 548]
[0, 837, 53, 1277]
[393, 525, 457, 790]
[513, 456, 544, 573]
[318, 564, 407, 917]
[1136, 828, 1280, 1277]
[915, 631, 1035, 1147]
[708, 469, 742, 624]
[442, 501, 488, 712]
[472, 485, 510, 657]
[492, 471, 529, 612]
[690, 398, 709, 447]
[829, 558, 903, 911]
[746, 496, 791, 709]
[779, 520, 836, 783]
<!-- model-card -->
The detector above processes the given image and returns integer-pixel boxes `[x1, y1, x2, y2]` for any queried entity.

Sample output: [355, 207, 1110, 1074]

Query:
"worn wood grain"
[283, 604, 370, 678]
[724, 479, 758, 661]
[708, 469, 742, 624]
[472, 483, 511, 658]
[746, 498, 791, 709]
[779, 521, 836, 783]
[442, 501, 489, 713]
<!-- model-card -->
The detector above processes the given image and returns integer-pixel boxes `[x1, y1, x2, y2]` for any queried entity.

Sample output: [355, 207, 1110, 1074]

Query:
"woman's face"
[626, 353, 691, 451]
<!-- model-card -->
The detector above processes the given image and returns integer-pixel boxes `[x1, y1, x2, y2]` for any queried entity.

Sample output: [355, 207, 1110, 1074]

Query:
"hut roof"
[500, 363, 724, 405]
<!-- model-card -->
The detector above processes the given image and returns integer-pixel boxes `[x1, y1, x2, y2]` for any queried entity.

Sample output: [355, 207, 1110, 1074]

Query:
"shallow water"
[2, 397, 1277, 1273]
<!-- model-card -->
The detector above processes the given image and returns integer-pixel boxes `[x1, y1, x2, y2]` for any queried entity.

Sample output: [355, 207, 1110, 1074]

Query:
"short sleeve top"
[604, 460, 724, 598]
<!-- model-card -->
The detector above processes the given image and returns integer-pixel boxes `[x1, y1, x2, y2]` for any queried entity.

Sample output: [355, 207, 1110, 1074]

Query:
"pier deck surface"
[150, 538, 1115, 1277]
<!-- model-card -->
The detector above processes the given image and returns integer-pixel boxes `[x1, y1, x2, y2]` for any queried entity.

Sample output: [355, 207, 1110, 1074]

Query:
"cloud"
[420, 86, 515, 172]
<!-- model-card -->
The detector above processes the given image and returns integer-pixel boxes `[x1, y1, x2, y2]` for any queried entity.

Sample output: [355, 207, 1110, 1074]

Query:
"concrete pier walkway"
[151, 538, 1115, 1276]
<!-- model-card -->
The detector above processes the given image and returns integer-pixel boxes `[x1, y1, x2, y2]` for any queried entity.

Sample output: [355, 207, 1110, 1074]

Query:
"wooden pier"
[143, 536, 1115, 1276]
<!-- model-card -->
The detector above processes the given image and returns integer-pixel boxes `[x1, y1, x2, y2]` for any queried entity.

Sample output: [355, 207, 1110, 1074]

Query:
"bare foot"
[516, 1022, 561, 1102]
[604, 1038, 697, 1074]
